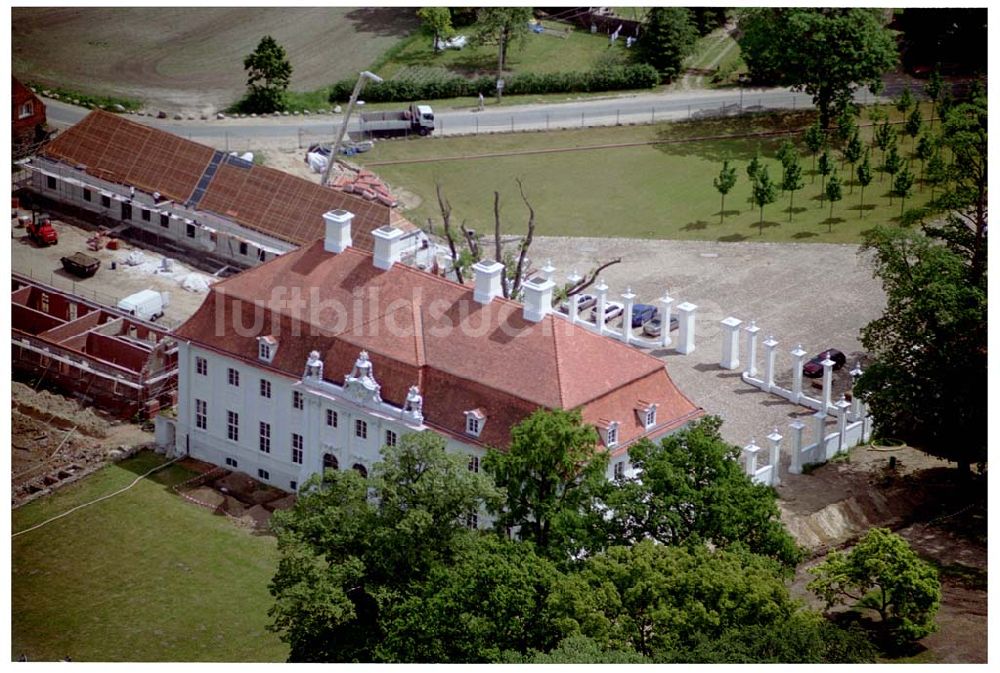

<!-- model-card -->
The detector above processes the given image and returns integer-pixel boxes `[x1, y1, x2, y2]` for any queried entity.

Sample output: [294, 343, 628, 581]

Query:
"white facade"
[173, 341, 489, 496]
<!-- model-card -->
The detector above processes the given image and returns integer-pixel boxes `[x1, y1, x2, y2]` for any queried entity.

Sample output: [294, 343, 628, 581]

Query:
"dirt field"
[11, 7, 418, 113]
[11, 382, 154, 507]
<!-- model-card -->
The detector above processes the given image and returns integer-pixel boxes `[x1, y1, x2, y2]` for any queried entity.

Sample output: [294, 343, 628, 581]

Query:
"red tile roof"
[40, 110, 412, 250]
[175, 239, 702, 448]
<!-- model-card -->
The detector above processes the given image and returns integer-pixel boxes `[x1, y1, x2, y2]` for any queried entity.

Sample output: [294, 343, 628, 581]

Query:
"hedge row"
[328, 64, 660, 104]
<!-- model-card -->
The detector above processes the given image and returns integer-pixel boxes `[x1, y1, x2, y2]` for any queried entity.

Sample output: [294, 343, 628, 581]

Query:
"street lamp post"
[738, 74, 749, 110]
[321, 70, 383, 187]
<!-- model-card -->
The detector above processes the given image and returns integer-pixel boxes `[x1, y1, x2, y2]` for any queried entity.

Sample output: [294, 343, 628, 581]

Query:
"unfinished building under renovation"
[12, 274, 179, 418]
[23, 110, 421, 269]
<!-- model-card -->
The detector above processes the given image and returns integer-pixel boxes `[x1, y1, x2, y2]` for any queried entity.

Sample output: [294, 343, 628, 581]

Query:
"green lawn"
[11, 452, 288, 662]
[358, 104, 940, 245]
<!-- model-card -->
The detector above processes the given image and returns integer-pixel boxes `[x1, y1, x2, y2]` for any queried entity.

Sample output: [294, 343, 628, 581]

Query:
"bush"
[328, 64, 659, 104]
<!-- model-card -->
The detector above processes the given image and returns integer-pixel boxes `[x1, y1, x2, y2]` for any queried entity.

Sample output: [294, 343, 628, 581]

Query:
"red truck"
[26, 214, 58, 246]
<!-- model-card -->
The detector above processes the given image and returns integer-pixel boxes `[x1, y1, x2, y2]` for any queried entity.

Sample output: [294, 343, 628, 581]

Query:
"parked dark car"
[802, 348, 847, 378]
[642, 315, 679, 337]
[631, 304, 658, 328]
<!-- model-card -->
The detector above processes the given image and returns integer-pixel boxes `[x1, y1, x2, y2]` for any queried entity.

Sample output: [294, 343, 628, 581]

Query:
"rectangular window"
[239, 241, 248, 256]
[613, 461, 625, 480]
[466, 417, 480, 436]
[468, 455, 480, 473]
[195, 356, 207, 376]
[195, 399, 207, 430]
[355, 419, 367, 439]
[291, 433, 303, 464]
[101, 194, 111, 208]
[186, 223, 195, 238]
[160, 213, 169, 228]
[121, 202, 132, 220]
[606, 426, 618, 447]
[225, 457, 238, 468]
[19, 101, 33, 119]
[227, 410, 239, 442]
[259, 422, 271, 453]
[385, 430, 397, 447]
[290, 480, 297, 491]
[46, 175, 56, 189]
[258, 468, 270, 481]
[292, 390, 303, 410]
[258, 248, 266, 262]
[141, 208, 151, 222]
[645, 408, 656, 428]
[228, 367, 240, 387]
[466, 512, 478, 530]
[83, 188, 92, 202]
[259, 379, 271, 398]
[326, 409, 338, 427]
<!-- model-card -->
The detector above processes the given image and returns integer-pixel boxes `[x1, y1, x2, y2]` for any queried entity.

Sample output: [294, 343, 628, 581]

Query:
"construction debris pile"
[173, 463, 297, 531]
[327, 167, 398, 207]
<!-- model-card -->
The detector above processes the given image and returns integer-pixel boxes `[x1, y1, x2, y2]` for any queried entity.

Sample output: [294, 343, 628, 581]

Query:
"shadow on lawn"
[344, 7, 419, 37]
[651, 109, 818, 163]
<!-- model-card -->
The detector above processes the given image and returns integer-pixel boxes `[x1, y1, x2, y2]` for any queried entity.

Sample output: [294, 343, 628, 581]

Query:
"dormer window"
[464, 409, 486, 437]
[258, 336, 277, 363]
[598, 420, 620, 448]
[636, 402, 658, 429]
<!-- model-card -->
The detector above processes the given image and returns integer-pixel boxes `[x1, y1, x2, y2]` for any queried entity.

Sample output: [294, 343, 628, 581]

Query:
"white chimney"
[522, 277, 555, 322]
[372, 225, 405, 270]
[323, 209, 353, 253]
[472, 260, 505, 304]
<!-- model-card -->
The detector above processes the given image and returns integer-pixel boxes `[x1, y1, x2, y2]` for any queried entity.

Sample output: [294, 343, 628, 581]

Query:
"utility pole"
[321, 70, 383, 187]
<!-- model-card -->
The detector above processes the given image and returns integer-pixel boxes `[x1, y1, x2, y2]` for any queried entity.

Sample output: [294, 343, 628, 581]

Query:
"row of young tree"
[713, 75, 971, 233]
[267, 412, 941, 663]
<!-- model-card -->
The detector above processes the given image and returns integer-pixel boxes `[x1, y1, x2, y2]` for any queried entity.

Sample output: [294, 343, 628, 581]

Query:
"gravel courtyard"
[529, 236, 887, 447]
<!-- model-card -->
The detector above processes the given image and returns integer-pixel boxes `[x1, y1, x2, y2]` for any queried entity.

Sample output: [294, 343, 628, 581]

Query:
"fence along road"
[42, 85, 889, 149]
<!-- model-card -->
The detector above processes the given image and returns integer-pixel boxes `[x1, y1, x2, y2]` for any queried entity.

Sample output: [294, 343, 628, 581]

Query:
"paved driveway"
[529, 236, 887, 446]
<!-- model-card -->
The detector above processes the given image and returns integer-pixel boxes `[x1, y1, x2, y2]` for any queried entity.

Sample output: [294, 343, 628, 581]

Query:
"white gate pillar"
[820, 356, 836, 411]
[835, 396, 852, 451]
[720, 317, 742, 370]
[763, 336, 779, 391]
[812, 409, 828, 455]
[849, 362, 864, 421]
[658, 292, 675, 348]
[788, 420, 806, 474]
[621, 287, 636, 345]
[540, 259, 556, 282]
[766, 428, 783, 486]
[594, 278, 609, 336]
[790, 344, 807, 403]
[675, 302, 697, 354]
[744, 320, 760, 377]
[742, 439, 763, 477]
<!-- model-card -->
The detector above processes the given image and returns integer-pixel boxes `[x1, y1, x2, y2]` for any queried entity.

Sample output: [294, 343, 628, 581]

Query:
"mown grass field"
[11, 452, 287, 662]
[358, 103, 940, 245]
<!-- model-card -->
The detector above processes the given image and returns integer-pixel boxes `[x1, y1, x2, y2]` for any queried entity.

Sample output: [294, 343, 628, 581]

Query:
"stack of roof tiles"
[329, 168, 397, 207]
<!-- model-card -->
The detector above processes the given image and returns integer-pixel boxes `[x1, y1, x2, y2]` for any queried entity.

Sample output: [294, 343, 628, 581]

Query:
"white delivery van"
[117, 289, 170, 322]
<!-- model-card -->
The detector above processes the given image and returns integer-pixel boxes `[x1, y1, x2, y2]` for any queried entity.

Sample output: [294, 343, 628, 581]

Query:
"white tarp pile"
[307, 151, 328, 174]
[180, 273, 212, 293]
[124, 250, 147, 266]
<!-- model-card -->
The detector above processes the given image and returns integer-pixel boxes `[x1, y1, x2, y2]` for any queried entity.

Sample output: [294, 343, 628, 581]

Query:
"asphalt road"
[42, 85, 887, 146]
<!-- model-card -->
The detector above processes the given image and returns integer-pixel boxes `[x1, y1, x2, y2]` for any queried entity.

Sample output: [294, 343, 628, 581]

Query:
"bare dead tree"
[566, 258, 622, 296]
[436, 183, 464, 284]
[509, 178, 536, 300]
[460, 221, 481, 260]
[493, 191, 503, 264]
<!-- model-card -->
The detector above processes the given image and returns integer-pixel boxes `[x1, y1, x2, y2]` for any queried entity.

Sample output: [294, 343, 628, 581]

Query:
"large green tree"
[268, 432, 502, 661]
[243, 35, 293, 113]
[417, 7, 454, 49]
[548, 541, 800, 658]
[808, 528, 941, 647]
[483, 408, 609, 562]
[602, 416, 801, 567]
[475, 6, 532, 72]
[632, 7, 699, 82]
[855, 225, 986, 473]
[737, 8, 896, 128]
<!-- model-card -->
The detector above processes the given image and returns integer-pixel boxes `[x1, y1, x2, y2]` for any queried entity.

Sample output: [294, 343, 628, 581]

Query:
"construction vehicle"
[360, 104, 435, 137]
[26, 213, 58, 246]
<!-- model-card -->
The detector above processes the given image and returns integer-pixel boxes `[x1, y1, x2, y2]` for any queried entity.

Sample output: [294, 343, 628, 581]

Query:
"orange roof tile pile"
[329, 168, 398, 208]
[175, 239, 703, 451]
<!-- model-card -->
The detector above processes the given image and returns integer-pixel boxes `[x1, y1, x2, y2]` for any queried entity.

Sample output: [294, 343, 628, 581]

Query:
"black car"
[802, 348, 847, 378]
[631, 304, 658, 328]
